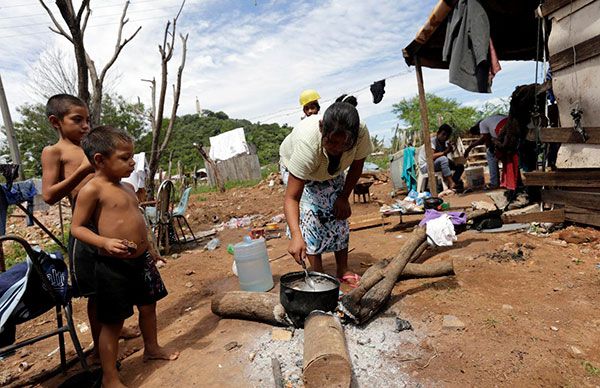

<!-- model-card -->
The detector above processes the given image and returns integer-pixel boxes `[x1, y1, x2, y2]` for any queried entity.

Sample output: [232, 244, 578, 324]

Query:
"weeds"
[582, 361, 600, 377]
[484, 317, 500, 329]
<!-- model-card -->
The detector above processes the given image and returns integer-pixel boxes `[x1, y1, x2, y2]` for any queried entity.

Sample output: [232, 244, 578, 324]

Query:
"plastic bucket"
[233, 237, 274, 292]
[465, 166, 485, 189]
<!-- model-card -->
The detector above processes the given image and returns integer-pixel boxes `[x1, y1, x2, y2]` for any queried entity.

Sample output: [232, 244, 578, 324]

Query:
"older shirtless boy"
[71, 126, 178, 388]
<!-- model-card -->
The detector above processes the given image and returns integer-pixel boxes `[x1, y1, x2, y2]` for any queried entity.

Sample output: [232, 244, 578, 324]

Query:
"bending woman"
[279, 100, 373, 286]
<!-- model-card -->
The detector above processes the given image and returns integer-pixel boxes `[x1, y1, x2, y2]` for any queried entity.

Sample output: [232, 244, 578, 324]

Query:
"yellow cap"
[299, 89, 321, 107]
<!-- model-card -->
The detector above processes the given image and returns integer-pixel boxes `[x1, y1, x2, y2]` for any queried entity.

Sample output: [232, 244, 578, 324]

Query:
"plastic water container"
[233, 236, 274, 292]
[465, 166, 485, 189]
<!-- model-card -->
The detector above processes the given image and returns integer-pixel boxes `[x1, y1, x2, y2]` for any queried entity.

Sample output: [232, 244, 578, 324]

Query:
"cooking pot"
[279, 271, 340, 328]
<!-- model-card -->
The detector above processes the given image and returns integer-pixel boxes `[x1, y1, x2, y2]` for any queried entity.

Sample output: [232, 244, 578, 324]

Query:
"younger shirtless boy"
[41, 95, 138, 363]
[71, 126, 178, 388]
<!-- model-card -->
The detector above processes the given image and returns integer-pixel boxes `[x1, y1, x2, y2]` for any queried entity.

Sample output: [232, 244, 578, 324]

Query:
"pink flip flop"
[338, 273, 361, 288]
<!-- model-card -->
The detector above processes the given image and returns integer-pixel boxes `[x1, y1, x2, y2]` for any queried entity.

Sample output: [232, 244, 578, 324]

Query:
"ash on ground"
[244, 312, 426, 387]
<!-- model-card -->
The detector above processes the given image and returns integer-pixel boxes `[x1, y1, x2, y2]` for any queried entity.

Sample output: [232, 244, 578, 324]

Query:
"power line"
[248, 69, 412, 122]
[0, 4, 185, 30]
[0, 0, 191, 20]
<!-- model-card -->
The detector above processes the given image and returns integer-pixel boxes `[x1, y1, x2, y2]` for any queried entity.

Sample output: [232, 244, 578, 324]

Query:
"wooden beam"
[415, 56, 438, 196]
[542, 189, 600, 210]
[540, 0, 573, 17]
[502, 209, 565, 224]
[523, 171, 600, 188]
[540, 127, 600, 144]
[550, 34, 600, 72]
[565, 206, 600, 227]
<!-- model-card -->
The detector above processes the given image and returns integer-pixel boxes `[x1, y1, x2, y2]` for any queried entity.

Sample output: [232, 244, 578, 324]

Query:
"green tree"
[371, 135, 385, 152]
[392, 93, 479, 142]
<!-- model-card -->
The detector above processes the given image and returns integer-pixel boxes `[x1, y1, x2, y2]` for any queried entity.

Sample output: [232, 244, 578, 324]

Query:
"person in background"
[463, 114, 508, 189]
[299, 89, 321, 118]
[280, 99, 373, 287]
[418, 124, 465, 194]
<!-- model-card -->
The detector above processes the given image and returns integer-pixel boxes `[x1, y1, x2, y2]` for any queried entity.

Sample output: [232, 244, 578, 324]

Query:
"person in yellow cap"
[299, 89, 321, 118]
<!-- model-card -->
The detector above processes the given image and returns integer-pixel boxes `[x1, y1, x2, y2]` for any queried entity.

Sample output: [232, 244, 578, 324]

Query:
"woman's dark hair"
[81, 125, 133, 165]
[322, 101, 360, 149]
[335, 94, 358, 107]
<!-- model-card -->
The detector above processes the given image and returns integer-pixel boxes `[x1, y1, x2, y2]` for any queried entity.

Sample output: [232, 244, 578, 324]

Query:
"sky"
[0, 0, 541, 143]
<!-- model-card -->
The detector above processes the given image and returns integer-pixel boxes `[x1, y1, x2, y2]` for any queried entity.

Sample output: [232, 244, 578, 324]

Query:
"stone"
[224, 341, 241, 351]
[442, 315, 465, 330]
[271, 328, 293, 341]
[171, 253, 180, 260]
[569, 345, 583, 357]
[501, 304, 514, 312]
[549, 239, 568, 247]
[550, 326, 559, 332]
[185, 270, 195, 276]
[185, 282, 194, 288]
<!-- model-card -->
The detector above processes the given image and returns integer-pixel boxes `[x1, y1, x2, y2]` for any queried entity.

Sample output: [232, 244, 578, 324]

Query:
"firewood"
[303, 312, 351, 388]
[211, 291, 291, 326]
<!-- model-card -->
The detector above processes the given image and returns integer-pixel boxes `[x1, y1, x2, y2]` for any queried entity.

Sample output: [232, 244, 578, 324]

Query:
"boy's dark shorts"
[95, 251, 168, 324]
[68, 235, 97, 298]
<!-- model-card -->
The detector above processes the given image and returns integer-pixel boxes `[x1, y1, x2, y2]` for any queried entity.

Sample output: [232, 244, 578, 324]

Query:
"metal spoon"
[300, 256, 316, 289]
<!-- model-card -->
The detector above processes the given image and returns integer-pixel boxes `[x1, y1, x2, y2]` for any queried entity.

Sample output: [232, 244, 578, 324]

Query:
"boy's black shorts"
[95, 251, 168, 324]
[68, 235, 97, 298]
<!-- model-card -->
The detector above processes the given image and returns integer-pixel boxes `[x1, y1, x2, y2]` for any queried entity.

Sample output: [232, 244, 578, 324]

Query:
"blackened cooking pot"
[279, 271, 340, 328]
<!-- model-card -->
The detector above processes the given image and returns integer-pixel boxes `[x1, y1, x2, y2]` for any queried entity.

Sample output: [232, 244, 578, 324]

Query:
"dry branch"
[211, 291, 291, 326]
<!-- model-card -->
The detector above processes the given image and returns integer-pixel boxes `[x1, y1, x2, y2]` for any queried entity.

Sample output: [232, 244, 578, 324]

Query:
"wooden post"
[0, 75, 24, 180]
[193, 164, 197, 188]
[415, 57, 438, 196]
[167, 150, 173, 180]
[194, 143, 225, 193]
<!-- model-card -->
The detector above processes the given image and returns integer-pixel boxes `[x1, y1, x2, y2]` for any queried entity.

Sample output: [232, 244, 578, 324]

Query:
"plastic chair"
[172, 187, 196, 243]
[0, 235, 88, 373]
[415, 145, 449, 193]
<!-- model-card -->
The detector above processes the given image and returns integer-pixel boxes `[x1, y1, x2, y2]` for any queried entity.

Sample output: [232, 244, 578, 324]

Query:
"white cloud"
[1, 0, 539, 142]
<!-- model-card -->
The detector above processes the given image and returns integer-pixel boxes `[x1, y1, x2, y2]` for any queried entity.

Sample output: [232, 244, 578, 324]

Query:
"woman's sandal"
[338, 273, 361, 288]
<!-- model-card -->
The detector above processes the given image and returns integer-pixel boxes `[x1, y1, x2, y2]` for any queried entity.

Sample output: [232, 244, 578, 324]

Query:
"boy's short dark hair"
[438, 123, 453, 136]
[46, 94, 87, 119]
[81, 126, 133, 165]
[469, 121, 481, 135]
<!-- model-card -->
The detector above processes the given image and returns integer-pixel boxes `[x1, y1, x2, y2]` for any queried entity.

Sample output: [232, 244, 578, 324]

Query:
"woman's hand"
[103, 238, 130, 256]
[333, 196, 352, 220]
[288, 235, 307, 265]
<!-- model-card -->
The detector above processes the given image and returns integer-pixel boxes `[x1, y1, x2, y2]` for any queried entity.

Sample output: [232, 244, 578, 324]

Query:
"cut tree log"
[409, 241, 428, 263]
[303, 311, 352, 388]
[342, 209, 490, 324]
[211, 291, 291, 326]
[361, 259, 454, 283]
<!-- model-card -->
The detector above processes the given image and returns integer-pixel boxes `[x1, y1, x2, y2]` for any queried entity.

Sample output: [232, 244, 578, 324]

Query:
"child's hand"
[103, 238, 130, 256]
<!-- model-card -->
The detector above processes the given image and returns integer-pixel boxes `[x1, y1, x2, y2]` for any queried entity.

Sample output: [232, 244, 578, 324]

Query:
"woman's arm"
[284, 173, 306, 264]
[334, 157, 366, 220]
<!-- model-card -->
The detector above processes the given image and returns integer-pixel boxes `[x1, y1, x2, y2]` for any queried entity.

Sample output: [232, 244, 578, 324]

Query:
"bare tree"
[39, 0, 140, 126]
[144, 1, 188, 199]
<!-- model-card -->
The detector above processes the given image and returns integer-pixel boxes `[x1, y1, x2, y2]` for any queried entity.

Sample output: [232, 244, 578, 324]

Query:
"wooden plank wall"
[206, 154, 261, 186]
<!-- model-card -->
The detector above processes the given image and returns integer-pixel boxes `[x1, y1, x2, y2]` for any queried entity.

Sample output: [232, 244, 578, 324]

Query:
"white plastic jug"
[233, 236, 274, 292]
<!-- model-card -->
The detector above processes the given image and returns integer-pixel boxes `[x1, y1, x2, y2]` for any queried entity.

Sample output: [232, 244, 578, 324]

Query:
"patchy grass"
[484, 317, 500, 329]
[366, 154, 390, 170]
[261, 163, 279, 179]
[582, 361, 600, 377]
[191, 179, 261, 195]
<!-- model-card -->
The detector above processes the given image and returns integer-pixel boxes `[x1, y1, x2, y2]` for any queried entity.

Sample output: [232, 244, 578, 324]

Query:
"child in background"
[71, 126, 178, 388]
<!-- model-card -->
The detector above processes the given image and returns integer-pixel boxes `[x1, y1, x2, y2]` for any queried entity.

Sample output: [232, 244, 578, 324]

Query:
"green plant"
[261, 163, 279, 179]
[582, 361, 600, 377]
[484, 317, 500, 328]
[366, 154, 390, 170]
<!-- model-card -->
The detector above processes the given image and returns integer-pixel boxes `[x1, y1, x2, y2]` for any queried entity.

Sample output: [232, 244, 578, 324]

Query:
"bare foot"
[102, 375, 127, 388]
[119, 326, 141, 340]
[143, 347, 179, 362]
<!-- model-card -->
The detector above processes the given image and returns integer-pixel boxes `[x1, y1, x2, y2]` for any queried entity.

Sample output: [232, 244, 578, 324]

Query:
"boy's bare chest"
[60, 148, 85, 177]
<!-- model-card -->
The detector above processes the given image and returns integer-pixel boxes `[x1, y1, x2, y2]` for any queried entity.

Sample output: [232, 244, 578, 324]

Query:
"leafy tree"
[476, 99, 509, 121]
[100, 94, 149, 140]
[392, 94, 479, 142]
[371, 135, 385, 152]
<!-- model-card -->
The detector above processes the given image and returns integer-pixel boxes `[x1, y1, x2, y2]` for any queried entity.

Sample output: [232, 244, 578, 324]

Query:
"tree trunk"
[211, 291, 291, 326]
[303, 311, 352, 388]
[360, 259, 454, 285]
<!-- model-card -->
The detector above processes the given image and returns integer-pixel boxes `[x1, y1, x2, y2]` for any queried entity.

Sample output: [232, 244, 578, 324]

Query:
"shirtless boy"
[71, 126, 178, 388]
[41, 94, 138, 363]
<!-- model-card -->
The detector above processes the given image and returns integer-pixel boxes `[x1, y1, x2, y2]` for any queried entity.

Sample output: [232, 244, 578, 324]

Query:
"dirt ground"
[2, 178, 600, 387]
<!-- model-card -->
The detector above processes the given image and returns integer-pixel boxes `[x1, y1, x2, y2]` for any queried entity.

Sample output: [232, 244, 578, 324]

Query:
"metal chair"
[0, 235, 88, 373]
[172, 187, 196, 243]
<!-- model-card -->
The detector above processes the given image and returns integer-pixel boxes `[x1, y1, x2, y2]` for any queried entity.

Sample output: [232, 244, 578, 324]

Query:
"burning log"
[302, 311, 352, 388]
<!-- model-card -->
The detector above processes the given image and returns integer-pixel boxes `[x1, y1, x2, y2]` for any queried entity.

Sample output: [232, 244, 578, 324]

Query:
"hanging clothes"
[401, 146, 417, 192]
[442, 0, 491, 93]
[370, 79, 386, 104]
[0, 164, 20, 191]
[494, 118, 520, 191]
[0, 180, 37, 233]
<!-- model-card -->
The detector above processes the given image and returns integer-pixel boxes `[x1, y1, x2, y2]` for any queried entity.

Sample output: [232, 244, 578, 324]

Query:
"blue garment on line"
[0, 180, 37, 234]
[401, 147, 417, 192]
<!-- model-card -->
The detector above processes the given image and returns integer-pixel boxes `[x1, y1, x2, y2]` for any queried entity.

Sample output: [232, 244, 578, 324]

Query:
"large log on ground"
[360, 259, 454, 284]
[303, 311, 352, 388]
[211, 291, 290, 326]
